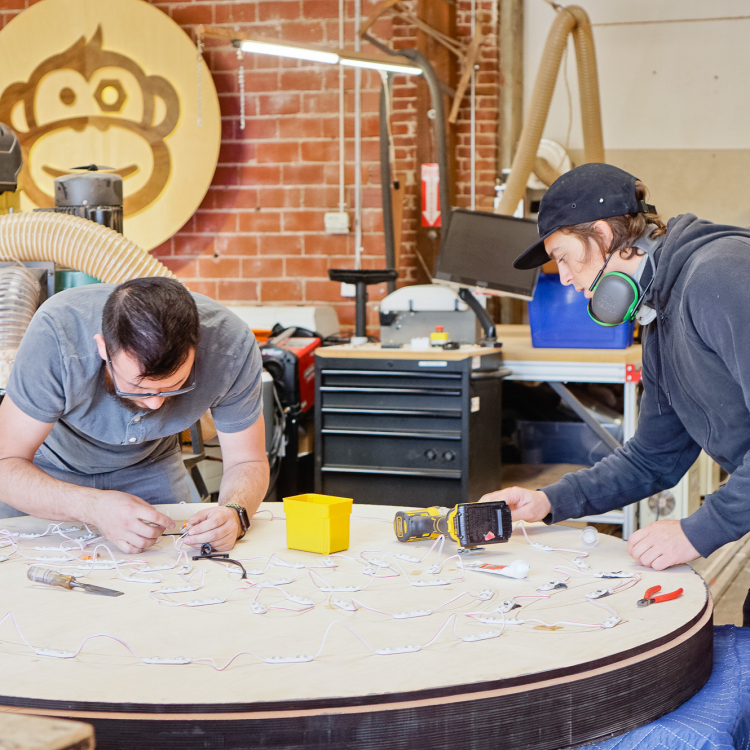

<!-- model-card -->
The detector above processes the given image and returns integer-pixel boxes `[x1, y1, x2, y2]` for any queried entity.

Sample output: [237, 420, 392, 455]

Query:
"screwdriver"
[27, 566, 124, 597]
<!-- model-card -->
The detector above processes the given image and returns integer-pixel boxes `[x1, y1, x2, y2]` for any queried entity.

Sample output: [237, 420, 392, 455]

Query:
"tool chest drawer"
[321, 410, 461, 434]
[319, 387, 462, 412]
[314, 353, 507, 508]
[320, 370, 462, 389]
[321, 432, 463, 473]
[321, 470, 462, 507]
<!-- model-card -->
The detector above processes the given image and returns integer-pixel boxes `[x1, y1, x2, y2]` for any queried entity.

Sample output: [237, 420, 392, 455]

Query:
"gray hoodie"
[543, 213, 750, 557]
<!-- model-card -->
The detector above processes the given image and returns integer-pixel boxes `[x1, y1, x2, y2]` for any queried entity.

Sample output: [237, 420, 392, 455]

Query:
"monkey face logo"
[0, 27, 177, 216]
[0, 0, 220, 250]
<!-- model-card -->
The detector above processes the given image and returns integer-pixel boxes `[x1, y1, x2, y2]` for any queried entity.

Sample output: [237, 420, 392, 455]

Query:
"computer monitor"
[434, 208, 541, 300]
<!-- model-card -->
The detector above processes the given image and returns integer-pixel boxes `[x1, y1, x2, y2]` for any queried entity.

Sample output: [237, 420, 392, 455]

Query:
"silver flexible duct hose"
[0, 262, 41, 389]
[0, 263, 40, 348]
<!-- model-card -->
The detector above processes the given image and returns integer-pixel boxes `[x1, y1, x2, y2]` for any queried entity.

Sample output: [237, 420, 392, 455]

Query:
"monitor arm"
[458, 288, 501, 348]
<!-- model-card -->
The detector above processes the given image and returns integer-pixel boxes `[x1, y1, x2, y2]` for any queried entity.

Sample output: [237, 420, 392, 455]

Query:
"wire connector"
[35, 648, 76, 658]
[142, 656, 192, 665]
[538, 580, 568, 591]
[462, 630, 500, 642]
[586, 588, 613, 600]
[393, 609, 432, 619]
[376, 645, 421, 655]
[413, 578, 450, 587]
[265, 655, 314, 664]
[530, 542, 555, 552]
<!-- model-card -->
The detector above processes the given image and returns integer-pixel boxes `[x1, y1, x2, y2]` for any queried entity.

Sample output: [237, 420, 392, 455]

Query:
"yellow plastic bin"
[283, 493, 354, 554]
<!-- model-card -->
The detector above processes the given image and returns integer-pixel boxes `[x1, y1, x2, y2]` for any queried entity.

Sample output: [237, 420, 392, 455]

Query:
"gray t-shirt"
[6, 285, 262, 475]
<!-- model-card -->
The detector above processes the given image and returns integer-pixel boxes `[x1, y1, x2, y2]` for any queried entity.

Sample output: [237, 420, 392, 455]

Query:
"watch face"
[229, 505, 249, 531]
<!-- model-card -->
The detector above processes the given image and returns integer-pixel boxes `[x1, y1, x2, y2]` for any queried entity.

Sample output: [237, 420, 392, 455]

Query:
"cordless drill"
[393, 501, 512, 549]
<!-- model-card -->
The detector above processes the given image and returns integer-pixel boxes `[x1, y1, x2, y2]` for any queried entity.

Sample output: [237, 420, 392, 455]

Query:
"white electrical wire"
[0, 516, 635, 671]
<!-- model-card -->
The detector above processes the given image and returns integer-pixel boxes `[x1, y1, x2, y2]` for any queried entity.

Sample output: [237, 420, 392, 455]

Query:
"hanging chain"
[196, 29, 204, 127]
[237, 46, 245, 130]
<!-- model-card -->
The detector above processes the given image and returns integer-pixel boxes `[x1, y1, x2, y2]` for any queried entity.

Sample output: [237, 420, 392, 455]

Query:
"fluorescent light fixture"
[236, 36, 421, 75]
[339, 57, 422, 75]
[240, 40, 339, 65]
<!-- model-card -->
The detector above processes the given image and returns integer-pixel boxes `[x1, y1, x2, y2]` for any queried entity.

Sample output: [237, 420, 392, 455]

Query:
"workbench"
[0, 503, 711, 749]
[498, 325, 642, 539]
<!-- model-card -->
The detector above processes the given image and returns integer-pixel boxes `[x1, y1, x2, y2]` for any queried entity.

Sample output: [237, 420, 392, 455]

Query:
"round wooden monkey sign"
[0, 0, 221, 251]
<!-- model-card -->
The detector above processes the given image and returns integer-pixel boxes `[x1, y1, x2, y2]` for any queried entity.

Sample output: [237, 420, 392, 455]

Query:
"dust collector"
[49, 164, 123, 234]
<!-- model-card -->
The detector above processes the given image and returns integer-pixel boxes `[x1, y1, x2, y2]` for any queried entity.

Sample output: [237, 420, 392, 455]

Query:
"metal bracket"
[547, 381, 622, 454]
[625, 364, 642, 383]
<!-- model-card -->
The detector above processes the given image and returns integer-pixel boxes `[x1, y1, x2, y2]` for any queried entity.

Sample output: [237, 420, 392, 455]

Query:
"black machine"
[260, 325, 321, 413]
[43, 164, 123, 234]
[261, 325, 323, 499]
[0, 124, 21, 195]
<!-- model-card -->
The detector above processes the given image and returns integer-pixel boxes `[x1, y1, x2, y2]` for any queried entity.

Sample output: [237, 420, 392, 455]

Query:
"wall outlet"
[340, 282, 356, 297]
[325, 211, 350, 234]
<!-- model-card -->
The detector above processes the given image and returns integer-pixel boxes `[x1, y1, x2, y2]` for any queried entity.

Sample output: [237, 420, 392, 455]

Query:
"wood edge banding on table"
[0, 599, 713, 750]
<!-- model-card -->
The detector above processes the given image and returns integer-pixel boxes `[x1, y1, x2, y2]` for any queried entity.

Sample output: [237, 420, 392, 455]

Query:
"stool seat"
[328, 269, 398, 286]
[328, 269, 399, 339]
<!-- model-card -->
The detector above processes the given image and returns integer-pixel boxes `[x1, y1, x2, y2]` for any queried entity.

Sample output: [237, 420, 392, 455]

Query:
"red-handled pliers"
[637, 585, 683, 607]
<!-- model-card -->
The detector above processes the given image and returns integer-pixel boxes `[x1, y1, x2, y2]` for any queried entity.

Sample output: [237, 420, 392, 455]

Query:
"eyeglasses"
[105, 348, 197, 400]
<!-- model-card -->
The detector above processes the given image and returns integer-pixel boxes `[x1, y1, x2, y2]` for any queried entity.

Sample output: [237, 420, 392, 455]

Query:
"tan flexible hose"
[0, 211, 174, 388]
[0, 212, 174, 283]
[497, 5, 604, 216]
[533, 156, 562, 188]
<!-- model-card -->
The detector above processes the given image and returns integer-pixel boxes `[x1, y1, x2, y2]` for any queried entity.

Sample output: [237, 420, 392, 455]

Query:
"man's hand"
[479, 487, 551, 523]
[183, 505, 242, 552]
[627, 520, 700, 570]
[89, 492, 175, 555]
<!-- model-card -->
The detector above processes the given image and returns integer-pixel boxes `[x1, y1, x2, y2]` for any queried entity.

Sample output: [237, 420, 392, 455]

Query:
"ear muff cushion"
[588, 273, 639, 326]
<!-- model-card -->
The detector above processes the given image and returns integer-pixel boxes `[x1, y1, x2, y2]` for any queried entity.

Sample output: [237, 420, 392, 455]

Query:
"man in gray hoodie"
[482, 163, 750, 570]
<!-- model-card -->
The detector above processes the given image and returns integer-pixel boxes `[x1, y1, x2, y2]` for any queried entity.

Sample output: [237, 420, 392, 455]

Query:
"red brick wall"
[0, 0, 500, 333]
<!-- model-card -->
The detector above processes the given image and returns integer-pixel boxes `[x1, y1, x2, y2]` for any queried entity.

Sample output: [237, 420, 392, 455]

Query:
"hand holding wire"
[87, 491, 175, 555]
[182, 506, 241, 552]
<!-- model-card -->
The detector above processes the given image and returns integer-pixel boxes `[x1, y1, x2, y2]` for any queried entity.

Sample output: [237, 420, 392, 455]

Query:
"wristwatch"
[225, 503, 251, 540]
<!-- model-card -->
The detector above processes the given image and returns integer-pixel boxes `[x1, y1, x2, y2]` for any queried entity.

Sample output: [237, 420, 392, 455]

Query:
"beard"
[102, 366, 143, 414]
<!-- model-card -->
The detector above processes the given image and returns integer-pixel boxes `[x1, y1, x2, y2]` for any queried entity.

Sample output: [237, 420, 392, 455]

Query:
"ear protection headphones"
[587, 232, 659, 327]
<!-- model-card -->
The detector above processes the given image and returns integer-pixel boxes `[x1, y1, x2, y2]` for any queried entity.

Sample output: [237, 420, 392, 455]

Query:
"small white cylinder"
[580, 526, 599, 548]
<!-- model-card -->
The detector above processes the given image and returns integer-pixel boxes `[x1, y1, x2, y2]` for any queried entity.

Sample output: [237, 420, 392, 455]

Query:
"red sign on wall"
[421, 163, 441, 227]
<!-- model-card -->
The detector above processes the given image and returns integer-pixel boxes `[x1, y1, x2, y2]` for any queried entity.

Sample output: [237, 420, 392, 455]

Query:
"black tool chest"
[314, 349, 508, 507]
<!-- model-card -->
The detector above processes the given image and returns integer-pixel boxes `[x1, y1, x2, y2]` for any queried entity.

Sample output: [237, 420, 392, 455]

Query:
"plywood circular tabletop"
[0, 504, 712, 749]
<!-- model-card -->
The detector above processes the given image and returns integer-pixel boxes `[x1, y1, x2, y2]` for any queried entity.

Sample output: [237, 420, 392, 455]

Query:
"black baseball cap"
[512, 163, 656, 270]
